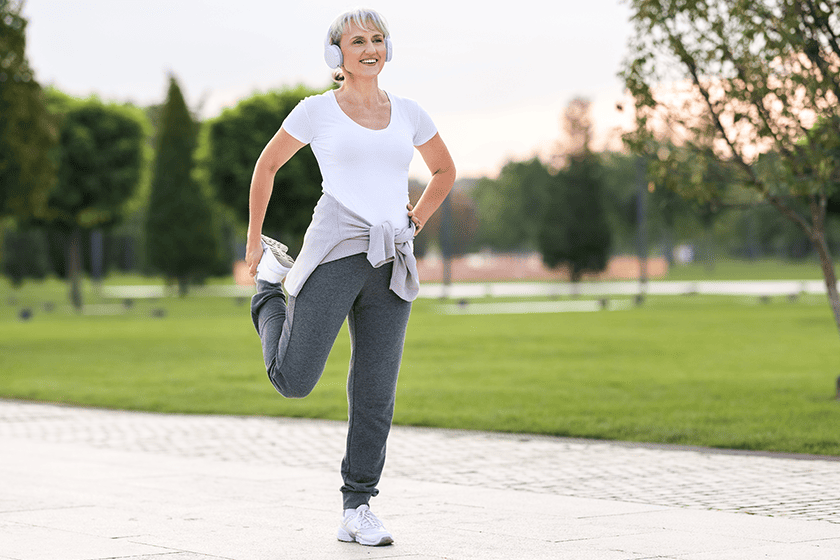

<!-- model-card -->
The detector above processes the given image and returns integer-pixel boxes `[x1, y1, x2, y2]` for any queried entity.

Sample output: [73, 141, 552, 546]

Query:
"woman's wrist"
[246, 224, 262, 242]
[406, 202, 425, 232]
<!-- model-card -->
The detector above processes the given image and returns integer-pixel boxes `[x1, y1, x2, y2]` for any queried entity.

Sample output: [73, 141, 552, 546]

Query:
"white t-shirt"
[281, 89, 438, 228]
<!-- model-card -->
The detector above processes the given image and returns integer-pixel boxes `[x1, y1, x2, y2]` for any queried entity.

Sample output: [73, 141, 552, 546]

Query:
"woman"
[245, 8, 455, 547]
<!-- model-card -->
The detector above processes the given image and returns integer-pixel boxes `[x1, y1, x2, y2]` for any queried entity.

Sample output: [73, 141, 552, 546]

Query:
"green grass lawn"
[1, 266, 839, 456]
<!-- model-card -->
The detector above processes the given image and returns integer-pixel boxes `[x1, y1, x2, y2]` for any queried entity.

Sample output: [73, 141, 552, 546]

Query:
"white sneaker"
[337, 505, 394, 546]
[256, 234, 294, 284]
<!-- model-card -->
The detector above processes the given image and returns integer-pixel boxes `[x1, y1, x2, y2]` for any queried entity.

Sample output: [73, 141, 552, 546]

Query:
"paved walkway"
[1, 399, 839, 559]
[105, 279, 832, 300]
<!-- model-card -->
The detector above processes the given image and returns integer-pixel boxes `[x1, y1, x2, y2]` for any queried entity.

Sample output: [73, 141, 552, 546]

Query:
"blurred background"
[4, 0, 837, 300]
[3, 0, 840, 454]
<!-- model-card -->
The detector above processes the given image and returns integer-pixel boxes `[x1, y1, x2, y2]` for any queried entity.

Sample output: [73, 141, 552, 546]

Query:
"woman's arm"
[245, 127, 306, 277]
[408, 133, 456, 235]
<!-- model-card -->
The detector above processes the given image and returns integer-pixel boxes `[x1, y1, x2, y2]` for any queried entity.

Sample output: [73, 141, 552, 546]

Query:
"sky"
[21, 0, 636, 180]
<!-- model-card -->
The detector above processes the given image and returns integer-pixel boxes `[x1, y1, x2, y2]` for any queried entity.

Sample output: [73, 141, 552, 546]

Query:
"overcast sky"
[22, 0, 635, 179]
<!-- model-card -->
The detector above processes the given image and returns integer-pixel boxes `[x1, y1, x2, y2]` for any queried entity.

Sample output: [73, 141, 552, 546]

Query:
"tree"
[0, 0, 56, 223]
[202, 85, 325, 251]
[1, 225, 49, 287]
[409, 179, 480, 258]
[146, 76, 224, 295]
[472, 158, 552, 251]
[622, 0, 840, 334]
[539, 98, 612, 282]
[46, 92, 147, 310]
[540, 157, 612, 281]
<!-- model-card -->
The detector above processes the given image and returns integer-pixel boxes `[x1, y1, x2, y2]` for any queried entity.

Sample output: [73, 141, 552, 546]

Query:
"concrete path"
[1, 399, 839, 559]
[104, 279, 831, 301]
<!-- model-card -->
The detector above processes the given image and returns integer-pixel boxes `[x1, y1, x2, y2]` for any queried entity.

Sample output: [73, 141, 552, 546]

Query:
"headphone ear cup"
[324, 44, 343, 69]
[385, 37, 393, 62]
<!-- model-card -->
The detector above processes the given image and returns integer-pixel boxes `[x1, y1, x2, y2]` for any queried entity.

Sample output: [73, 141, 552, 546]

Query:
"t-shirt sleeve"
[411, 101, 438, 146]
[281, 99, 313, 144]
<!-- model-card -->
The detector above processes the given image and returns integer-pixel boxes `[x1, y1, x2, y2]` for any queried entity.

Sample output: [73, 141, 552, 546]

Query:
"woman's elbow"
[440, 162, 456, 185]
[254, 154, 281, 180]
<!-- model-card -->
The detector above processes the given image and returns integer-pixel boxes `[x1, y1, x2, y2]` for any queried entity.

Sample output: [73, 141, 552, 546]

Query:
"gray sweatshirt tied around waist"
[284, 193, 420, 302]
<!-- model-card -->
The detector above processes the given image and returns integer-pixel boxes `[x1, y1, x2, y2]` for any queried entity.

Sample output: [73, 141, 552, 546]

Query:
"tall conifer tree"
[146, 76, 220, 295]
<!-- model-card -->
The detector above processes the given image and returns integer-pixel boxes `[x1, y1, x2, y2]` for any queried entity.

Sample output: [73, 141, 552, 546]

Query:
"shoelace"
[356, 508, 384, 530]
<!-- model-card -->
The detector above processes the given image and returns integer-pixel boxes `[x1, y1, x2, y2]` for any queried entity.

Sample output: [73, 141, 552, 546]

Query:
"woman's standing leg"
[340, 261, 412, 510]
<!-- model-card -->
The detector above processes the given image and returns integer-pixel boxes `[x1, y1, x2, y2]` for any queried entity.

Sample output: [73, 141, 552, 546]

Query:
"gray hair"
[326, 8, 390, 47]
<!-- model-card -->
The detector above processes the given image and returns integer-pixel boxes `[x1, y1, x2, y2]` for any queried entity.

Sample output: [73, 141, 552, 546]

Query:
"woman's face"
[339, 21, 387, 77]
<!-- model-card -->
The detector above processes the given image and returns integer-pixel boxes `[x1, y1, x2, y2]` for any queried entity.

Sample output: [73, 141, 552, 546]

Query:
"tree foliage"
[47, 93, 147, 230]
[622, 0, 840, 333]
[472, 158, 551, 251]
[146, 77, 224, 295]
[539, 156, 612, 280]
[409, 180, 479, 257]
[539, 98, 611, 280]
[1, 225, 49, 287]
[203, 85, 325, 250]
[44, 90, 147, 309]
[0, 0, 56, 220]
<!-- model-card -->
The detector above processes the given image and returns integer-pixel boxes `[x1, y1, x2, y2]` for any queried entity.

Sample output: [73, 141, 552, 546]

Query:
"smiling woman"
[324, 8, 392, 84]
[244, 6, 456, 549]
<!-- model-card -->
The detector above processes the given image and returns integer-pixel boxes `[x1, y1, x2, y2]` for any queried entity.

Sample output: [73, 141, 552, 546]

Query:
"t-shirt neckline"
[330, 89, 392, 131]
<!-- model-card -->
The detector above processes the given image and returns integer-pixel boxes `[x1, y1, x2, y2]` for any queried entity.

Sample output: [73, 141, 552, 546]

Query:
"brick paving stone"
[1, 399, 839, 524]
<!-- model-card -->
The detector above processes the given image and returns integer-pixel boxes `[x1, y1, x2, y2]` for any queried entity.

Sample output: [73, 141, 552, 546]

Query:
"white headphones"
[324, 34, 393, 69]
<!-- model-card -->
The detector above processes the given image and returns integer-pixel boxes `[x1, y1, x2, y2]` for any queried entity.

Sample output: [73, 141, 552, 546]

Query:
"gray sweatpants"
[250, 253, 412, 510]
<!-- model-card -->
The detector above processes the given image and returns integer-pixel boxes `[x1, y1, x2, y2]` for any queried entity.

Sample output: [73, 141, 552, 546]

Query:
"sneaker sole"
[260, 235, 294, 268]
[337, 528, 393, 546]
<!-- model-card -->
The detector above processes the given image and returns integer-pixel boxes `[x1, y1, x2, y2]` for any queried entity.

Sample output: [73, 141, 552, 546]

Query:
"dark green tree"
[46, 92, 147, 310]
[203, 85, 325, 251]
[1, 225, 49, 287]
[539, 98, 611, 282]
[539, 156, 612, 281]
[598, 153, 641, 254]
[622, 0, 840, 335]
[409, 180, 479, 257]
[146, 76, 223, 295]
[472, 158, 552, 251]
[0, 0, 56, 223]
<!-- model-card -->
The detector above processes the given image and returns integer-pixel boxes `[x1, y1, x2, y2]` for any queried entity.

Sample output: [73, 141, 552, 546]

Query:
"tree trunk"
[570, 268, 582, 298]
[812, 229, 840, 337]
[67, 227, 83, 312]
[806, 197, 840, 338]
[702, 225, 716, 272]
[178, 275, 189, 297]
[90, 229, 104, 296]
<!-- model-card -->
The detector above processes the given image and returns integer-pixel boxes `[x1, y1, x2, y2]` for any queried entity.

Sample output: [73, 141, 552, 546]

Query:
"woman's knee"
[268, 366, 318, 399]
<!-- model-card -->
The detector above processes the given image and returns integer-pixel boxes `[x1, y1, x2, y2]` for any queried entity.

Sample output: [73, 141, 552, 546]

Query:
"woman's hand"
[245, 234, 263, 278]
[407, 203, 424, 236]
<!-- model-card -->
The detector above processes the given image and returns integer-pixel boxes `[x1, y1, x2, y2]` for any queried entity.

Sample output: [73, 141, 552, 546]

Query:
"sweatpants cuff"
[250, 280, 286, 332]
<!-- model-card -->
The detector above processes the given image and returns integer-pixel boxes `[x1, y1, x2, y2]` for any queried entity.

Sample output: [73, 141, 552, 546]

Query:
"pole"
[441, 193, 452, 298]
[636, 157, 648, 303]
